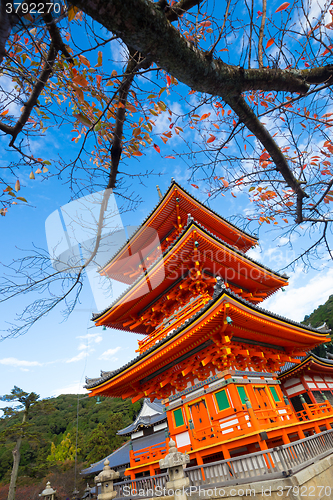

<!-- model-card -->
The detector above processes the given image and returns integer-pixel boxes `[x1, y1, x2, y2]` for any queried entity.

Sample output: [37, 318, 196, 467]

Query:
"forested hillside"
[303, 295, 333, 357]
[0, 394, 141, 485]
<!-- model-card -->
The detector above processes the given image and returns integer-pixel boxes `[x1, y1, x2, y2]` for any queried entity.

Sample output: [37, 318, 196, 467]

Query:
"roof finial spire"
[156, 185, 162, 200]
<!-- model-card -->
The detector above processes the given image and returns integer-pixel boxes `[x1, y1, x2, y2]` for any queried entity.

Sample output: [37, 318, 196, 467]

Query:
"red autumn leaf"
[200, 113, 211, 121]
[165, 155, 175, 159]
[322, 46, 332, 56]
[78, 54, 91, 67]
[207, 134, 216, 143]
[199, 21, 212, 27]
[96, 75, 102, 87]
[275, 2, 290, 13]
[191, 184, 199, 189]
[227, 110, 232, 116]
[153, 144, 161, 153]
[72, 75, 89, 87]
[265, 38, 275, 49]
[166, 75, 171, 86]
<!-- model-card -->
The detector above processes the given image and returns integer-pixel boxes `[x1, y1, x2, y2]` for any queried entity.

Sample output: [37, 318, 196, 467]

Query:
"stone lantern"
[159, 440, 190, 500]
[39, 481, 56, 500]
[94, 459, 119, 500]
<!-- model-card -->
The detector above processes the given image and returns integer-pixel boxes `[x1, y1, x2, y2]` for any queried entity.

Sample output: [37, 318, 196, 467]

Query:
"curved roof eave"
[98, 180, 258, 274]
[92, 219, 288, 324]
[86, 288, 328, 390]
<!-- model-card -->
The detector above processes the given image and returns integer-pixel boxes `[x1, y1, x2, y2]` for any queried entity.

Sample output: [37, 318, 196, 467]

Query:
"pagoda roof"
[99, 181, 257, 283]
[278, 352, 333, 379]
[92, 220, 288, 333]
[86, 288, 329, 395]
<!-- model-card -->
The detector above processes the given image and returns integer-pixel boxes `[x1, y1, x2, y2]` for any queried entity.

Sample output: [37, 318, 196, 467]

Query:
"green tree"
[0, 387, 39, 500]
[85, 413, 125, 464]
[47, 432, 77, 462]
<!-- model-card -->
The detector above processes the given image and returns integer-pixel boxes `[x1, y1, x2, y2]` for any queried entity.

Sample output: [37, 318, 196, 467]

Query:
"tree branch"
[258, 0, 267, 69]
[9, 42, 58, 146]
[71, 0, 310, 95]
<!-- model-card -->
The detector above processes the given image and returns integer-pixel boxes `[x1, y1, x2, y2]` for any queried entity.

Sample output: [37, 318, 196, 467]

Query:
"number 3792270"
[6, 2, 61, 14]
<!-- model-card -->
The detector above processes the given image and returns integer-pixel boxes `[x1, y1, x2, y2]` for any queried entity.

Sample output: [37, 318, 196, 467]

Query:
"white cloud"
[66, 351, 90, 363]
[0, 357, 42, 368]
[52, 382, 88, 397]
[99, 346, 121, 360]
[77, 333, 103, 343]
[265, 267, 333, 322]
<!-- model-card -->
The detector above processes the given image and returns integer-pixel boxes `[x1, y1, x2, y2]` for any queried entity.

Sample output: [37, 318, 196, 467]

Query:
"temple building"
[279, 352, 333, 411]
[85, 181, 333, 479]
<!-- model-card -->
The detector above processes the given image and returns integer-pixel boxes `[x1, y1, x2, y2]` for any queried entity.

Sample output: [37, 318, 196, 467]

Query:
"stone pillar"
[39, 481, 56, 500]
[94, 459, 119, 500]
[159, 440, 190, 500]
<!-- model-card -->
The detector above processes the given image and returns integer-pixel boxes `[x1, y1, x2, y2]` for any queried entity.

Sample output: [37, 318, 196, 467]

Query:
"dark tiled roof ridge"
[92, 218, 288, 322]
[278, 352, 333, 376]
[98, 180, 258, 274]
[86, 288, 328, 389]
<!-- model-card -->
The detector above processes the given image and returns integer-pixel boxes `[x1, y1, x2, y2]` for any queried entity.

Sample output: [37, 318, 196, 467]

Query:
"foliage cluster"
[0, 393, 141, 482]
[2, 0, 333, 338]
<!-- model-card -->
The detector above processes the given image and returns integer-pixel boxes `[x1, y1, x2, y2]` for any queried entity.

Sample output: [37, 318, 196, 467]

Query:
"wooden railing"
[296, 401, 333, 422]
[130, 441, 167, 465]
[114, 429, 333, 498]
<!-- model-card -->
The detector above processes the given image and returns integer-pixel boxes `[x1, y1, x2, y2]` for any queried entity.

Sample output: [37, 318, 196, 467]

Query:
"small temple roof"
[80, 441, 130, 476]
[85, 287, 329, 392]
[80, 429, 166, 476]
[99, 181, 258, 282]
[117, 399, 165, 435]
[92, 219, 288, 331]
[279, 352, 333, 379]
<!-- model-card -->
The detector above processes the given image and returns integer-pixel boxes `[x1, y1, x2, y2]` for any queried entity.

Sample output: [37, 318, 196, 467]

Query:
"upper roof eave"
[98, 180, 258, 275]
[92, 219, 288, 325]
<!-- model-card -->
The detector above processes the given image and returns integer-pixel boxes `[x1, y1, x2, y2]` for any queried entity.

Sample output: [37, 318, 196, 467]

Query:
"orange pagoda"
[85, 181, 333, 479]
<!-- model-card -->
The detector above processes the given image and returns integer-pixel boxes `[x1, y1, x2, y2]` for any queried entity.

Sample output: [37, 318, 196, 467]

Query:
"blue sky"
[1, 0, 333, 413]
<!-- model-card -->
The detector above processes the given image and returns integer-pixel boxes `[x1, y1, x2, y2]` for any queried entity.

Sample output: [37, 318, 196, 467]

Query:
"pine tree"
[0, 387, 39, 500]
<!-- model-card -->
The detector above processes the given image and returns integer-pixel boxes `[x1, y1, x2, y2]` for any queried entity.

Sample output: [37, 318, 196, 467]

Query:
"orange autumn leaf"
[191, 184, 199, 189]
[78, 55, 90, 67]
[153, 144, 161, 153]
[72, 75, 88, 87]
[95, 51, 103, 67]
[275, 2, 290, 13]
[200, 113, 211, 121]
[207, 134, 216, 143]
[266, 38, 275, 49]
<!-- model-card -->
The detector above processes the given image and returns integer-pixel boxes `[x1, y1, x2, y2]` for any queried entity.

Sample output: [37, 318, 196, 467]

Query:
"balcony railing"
[130, 441, 167, 465]
[114, 429, 333, 498]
